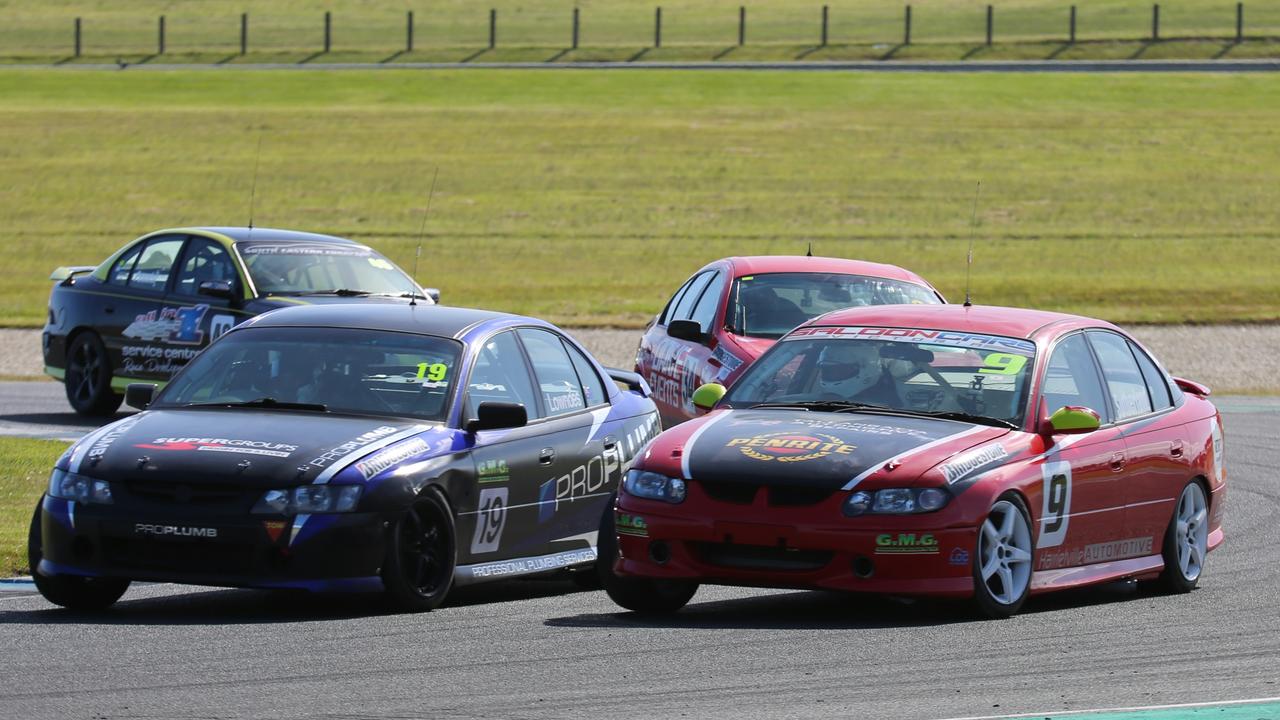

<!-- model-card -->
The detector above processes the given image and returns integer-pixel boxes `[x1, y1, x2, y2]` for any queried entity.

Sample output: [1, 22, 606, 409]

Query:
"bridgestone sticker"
[354, 438, 429, 479]
[942, 443, 1009, 484]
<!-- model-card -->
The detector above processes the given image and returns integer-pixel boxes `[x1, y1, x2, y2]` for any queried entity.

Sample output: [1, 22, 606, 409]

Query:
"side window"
[108, 243, 144, 285]
[174, 238, 236, 297]
[1041, 333, 1111, 423]
[127, 237, 184, 293]
[1088, 331, 1153, 421]
[671, 271, 713, 323]
[658, 275, 698, 326]
[688, 272, 726, 335]
[565, 341, 609, 408]
[1130, 341, 1173, 411]
[466, 330, 541, 420]
[517, 328, 586, 417]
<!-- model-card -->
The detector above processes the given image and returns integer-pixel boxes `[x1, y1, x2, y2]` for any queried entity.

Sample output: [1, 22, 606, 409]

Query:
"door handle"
[539, 447, 556, 465]
[103, 306, 114, 314]
[603, 435, 618, 451]
[1109, 452, 1126, 472]
[1170, 441, 1185, 458]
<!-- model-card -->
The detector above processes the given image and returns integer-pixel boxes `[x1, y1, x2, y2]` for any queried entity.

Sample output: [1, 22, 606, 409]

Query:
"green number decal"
[979, 353, 1027, 375]
[416, 363, 449, 382]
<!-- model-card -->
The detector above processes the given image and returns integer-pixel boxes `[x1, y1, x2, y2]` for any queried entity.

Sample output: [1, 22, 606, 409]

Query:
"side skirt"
[454, 546, 598, 586]
[1029, 554, 1164, 595]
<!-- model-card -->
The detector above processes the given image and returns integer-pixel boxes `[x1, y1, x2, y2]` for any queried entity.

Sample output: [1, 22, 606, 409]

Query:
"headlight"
[252, 485, 363, 515]
[623, 469, 686, 504]
[842, 487, 950, 516]
[47, 469, 112, 504]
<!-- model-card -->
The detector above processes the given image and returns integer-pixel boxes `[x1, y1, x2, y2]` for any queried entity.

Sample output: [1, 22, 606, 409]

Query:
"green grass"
[0, 69, 1278, 328]
[0, 438, 68, 577]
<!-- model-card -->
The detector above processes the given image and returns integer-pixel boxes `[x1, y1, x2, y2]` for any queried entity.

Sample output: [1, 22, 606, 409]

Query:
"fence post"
[821, 5, 829, 46]
[738, 6, 746, 45]
[986, 5, 993, 45]
[489, 9, 496, 48]
[240, 12, 248, 55]
[655, 6, 662, 47]
[1069, 5, 1076, 43]
[158, 15, 165, 54]
[904, 5, 912, 45]
[1236, 2, 1243, 42]
[1151, 3, 1159, 41]
[407, 11, 414, 52]
[572, 7, 580, 49]
[324, 11, 331, 52]
[74, 17, 81, 57]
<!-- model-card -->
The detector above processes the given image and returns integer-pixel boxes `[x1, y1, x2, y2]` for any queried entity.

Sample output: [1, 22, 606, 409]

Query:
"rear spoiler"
[1172, 376, 1211, 398]
[49, 266, 97, 283]
[606, 367, 651, 398]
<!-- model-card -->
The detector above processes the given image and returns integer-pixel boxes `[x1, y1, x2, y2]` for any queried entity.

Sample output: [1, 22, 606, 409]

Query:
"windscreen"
[723, 326, 1036, 426]
[156, 327, 461, 422]
[238, 242, 421, 297]
[730, 273, 941, 339]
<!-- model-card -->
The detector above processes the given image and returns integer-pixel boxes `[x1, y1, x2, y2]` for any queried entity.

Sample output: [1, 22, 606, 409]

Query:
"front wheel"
[1159, 480, 1209, 593]
[598, 506, 697, 615]
[64, 331, 122, 417]
[28, 500, 130, 610]
[381, 490, 456, 612]
[972, 493, 1033, 619]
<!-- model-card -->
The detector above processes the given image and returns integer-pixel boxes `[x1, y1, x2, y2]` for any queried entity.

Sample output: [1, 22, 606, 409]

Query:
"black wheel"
[64, 331, 122, 417]
[1159, 480, 1209, 593]
[598, 505, 697, 615]
[381, 489, 456, 612]
[28, 500, 130, 610]
[972, 492, 1033, 619]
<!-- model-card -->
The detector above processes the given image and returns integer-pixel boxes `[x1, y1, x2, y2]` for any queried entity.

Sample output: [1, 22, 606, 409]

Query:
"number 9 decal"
[979, 352, 1027, 375]
[1038, 460, 1072, 548]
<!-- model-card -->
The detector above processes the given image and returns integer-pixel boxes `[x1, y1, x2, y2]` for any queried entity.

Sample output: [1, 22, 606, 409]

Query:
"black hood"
[683, 409, 995, 490]
[68, 409, 431, 488]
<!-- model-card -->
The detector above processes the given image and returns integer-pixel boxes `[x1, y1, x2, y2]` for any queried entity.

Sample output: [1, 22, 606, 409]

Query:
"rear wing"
[49, 266, 97, 283]
[605, 367, 651, 398]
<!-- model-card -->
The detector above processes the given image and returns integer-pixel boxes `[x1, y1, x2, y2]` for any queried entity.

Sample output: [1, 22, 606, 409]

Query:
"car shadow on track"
[0, 576, 591, 626]
[548, 578, 1166, 630]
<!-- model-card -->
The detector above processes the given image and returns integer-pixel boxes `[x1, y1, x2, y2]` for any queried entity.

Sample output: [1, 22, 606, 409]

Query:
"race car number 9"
[979, 353, 1027, 375]
[470, 487, 508, 554]
[1038, 460, 1072, 548]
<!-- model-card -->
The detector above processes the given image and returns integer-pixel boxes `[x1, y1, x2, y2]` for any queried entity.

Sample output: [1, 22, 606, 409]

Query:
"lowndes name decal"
[134, 437, 298, 458]
[786, 326, 1036, 356]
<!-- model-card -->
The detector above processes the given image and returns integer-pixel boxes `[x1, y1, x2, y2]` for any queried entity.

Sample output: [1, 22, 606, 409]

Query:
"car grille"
[697, 482, 833, 507]
[117, 480, 255, 512]
[691, 542, 833, 572]
[101, 537, 258, 575]
[699, 481, 758, 504]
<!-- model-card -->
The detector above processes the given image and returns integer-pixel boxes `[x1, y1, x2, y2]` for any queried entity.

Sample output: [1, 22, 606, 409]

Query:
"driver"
[815, 342, 901, 406]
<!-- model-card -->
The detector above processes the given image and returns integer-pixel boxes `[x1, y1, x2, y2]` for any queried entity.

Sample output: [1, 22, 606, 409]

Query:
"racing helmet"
[816, 342, 882, 397]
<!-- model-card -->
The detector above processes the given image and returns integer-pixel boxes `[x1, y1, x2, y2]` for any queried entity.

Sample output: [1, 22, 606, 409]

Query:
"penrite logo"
[135, 523, 218, 539]
[726, 432, 856, 463]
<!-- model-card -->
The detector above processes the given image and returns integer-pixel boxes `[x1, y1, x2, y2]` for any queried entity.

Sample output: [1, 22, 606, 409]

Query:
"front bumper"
[614, 494, 978, 598]
[39, 495, 389, 592]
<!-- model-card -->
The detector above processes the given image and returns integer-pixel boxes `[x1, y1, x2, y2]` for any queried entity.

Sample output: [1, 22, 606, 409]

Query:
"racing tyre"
[1159, 480, 1209, 593]
[28, 500, 130, 610]
[382, 489, 456, 612]
[64, 332, 122, 417]
[598, 506, 697, 615]
[972, 493, 1033, 619]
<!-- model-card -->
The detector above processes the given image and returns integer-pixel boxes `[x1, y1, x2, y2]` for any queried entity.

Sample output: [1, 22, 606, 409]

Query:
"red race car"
[604, 304, 1225, 618]
[636, 256, 944, 428]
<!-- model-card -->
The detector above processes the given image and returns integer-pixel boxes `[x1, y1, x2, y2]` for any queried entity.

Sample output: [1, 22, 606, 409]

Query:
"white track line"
[934, 695, 1280, 720]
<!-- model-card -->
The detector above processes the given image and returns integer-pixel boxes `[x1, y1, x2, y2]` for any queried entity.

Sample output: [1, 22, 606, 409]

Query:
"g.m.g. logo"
[875, 533, 938, 554]
[726, 432, 855, 463]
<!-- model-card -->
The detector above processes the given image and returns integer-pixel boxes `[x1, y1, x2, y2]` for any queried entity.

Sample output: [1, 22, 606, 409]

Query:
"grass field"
[0, 0, 1278, 61]
[0, 438, 68, 577]
[0, 69, 1278, 327]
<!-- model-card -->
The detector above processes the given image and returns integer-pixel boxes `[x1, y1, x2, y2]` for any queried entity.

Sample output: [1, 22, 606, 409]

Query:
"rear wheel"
[1159, 480, 1209, 593]
[28, 500, 130, 610]
[972, 494, 1033, 619]
[598, 506, 697, 614]
[64, 332, 122, 417]
[382, 490, 455, 612]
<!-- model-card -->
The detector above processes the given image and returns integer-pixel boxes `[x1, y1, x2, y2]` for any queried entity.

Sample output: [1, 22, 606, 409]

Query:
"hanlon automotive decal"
[134, 437, 299, 458]
[785, 326, 1037, 357]
[1036, 536, 1153, 570]
[728, 432, 856, 463]
[941, 443, 1010, 485]
[683, 409, 980, 490]
[875, 533, 939, 555]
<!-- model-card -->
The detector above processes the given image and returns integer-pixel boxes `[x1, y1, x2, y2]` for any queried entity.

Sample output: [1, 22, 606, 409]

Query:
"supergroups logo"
[726, 432, 856, 463]
[134, 437, 298, 458]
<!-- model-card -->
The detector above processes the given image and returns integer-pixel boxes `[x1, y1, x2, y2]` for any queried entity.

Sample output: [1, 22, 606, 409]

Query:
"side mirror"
[424, 288, 441, 304]
[667, 319, 705, 344]
[465, 401, 528, 433]
[1043, 405, 1101, 435]
[125, 383, 157, 410]
[692, 383, 727, 412]
[197, 280, 235, 300]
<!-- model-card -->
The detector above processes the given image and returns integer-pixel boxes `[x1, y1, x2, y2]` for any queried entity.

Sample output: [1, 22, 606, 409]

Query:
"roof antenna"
[963, 181, 981, 308]
[410, 167, 440, 307]
[805, 241, 813, 257]
[247, 131, 264, 241]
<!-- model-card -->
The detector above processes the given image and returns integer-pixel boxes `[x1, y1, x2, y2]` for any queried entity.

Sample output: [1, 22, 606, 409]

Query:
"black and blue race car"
[29, 303, 659, 612]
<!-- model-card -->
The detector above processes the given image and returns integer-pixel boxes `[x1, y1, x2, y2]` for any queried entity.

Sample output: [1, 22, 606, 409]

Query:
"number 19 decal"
[1038, 460, 1072, 548]
[470, 487, 508, 554]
